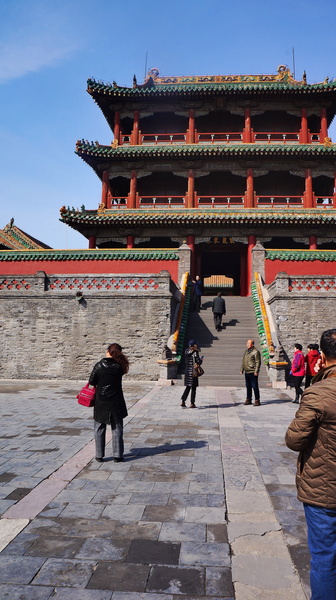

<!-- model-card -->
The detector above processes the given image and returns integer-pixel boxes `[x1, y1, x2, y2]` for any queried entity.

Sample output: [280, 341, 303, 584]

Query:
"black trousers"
[245, 373, 260, 401]
[181, 386, 197, 404]
[293, 375, 304, 401]
[213, 312, 223, 329]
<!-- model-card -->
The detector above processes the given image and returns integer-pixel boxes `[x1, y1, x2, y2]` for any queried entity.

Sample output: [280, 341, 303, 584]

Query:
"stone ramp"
[184, 296, 270, 387]
[0, 380, 309, 599]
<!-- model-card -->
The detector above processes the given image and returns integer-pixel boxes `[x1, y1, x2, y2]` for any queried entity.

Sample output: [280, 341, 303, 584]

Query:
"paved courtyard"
[0, 380, 309, 599]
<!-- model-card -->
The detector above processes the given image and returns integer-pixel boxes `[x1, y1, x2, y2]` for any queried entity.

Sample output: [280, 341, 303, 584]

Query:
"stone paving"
[0, 380, 309, 599]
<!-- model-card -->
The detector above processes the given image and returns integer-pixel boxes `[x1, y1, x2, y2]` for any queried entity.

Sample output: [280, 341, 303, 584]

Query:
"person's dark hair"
[307, 344, 315, 350]
[313, 343, 320, 352]
[294, 343, 302, 351]
[320, 329, 336, 359]
[107, 343, 129, 374]
[217, 292, 222, 297]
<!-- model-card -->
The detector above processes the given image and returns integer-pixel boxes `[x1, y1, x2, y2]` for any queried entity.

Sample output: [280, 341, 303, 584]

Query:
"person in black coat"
[181, 339, 203, 408]
[89, 343, 129, 463]
[212, 292, 226, 331]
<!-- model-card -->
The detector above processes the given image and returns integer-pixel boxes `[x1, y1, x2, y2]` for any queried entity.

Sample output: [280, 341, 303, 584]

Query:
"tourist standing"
[305, 343, 320, 388]
[181, 340, 203, 408]
[286, 329, 336, 600]
[241, 339, 261, 406]
[291, 343, 305, 403]
[192, 275, 203, 311]
[212, 292, 226, 331]
[89, 343, 129, 463]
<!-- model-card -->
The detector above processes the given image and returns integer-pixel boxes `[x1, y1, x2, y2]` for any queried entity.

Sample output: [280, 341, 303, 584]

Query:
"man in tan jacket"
[286, 328, 336, 599]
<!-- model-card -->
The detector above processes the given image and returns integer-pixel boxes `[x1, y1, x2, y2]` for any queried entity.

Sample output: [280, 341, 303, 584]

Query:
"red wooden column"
[247, 235, 256, 296]
[114, 111, 121, 144]
[188, 109, 195, 143]
[304, 169, 314, 208]
[187, 170, 195, 207]
[300, 108, 308, 143]
[128, 170, 137, 208]
[245, 168, 254, 208]
[127, 235, 134, 248]
[320, 108, 328, 143]
[132, 110, 140, 145]
[187, 235, 195, 277]
[309, 236, 317, 249]
[88, 236, 96, 249]
[243, 108, 252, 143]
[101, 170, 109, 208]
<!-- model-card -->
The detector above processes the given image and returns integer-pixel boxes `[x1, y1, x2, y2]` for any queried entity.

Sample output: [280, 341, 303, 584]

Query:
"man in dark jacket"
[240, 339, 261, 406]
[212, 292, 226, 331]
[286, 329, 336, 599]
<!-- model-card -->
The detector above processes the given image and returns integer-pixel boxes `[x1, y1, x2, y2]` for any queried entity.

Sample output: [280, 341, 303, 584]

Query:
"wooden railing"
[196, 132, 243, 143]
[253, 132, 299, 143]
[315, 196, 335, 207]
[140, 133, 186, 144]
[139, 196, 185, 207]
[118, 130, 326, 145]
[196, 196, 244, 207]
[256, 195, 303, 207]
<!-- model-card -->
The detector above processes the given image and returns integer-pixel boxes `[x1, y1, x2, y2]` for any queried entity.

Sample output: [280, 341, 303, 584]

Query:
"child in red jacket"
[305, 343, 320, 388]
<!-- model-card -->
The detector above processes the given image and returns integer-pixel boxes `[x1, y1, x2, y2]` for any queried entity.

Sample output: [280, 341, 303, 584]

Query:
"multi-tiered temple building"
[61, 65, 336, 296]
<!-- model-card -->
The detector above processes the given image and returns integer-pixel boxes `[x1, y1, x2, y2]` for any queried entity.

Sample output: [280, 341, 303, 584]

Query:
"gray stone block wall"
[0, 272, 175, 380]
[267, 272, 336, 364]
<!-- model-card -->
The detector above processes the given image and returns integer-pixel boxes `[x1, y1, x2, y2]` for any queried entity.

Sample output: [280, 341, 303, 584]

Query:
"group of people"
[290, 342, 321, 403]
[86, 321, 336, 600]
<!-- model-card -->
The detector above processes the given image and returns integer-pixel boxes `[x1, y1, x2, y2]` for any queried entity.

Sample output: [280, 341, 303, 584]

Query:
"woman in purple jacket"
[291, 343, 305, 403]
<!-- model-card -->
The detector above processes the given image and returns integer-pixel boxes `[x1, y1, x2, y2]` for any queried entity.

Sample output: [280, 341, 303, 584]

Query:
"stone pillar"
[128, 170, 137, 208]
[89, 236, 96, 249]
[245, 168, 254, 208]
[127, 235, 134, 248]
[178, 242, 192, 284]
[187, 235, 195, 278]
[252, 242, 266, 281]
[300, 108, 308, 143]
[320, 107, 328, 142]
[187, 170, 195, 208]
[304, 169, 314, 208]
[114, 111, 121, 144]
[247, 235, 256, 295]
[309, 236, 317, 250]
[188, 109, 195, 143]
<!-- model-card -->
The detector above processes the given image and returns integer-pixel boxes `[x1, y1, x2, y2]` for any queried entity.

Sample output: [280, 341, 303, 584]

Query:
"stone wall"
[267, 272, 336, 365]
[0, 271, 176, 380]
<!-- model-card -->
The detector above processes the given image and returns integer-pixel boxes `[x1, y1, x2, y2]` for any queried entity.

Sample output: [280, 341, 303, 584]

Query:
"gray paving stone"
[180, 541, 230, 567]
[87, 562, 149, 592]
[0, 556, 46, 584]
[52, 589, 112, 599]
[147, 565, 205, 595]
[159, 522, 206, 542]
[126, 539, 180, 565]
[31, 558, 97, 587]
[76, 538, 130, 560]
[25, 535, 85, 558]
[206, 566, 235, 597]
[0, 584, 53, 599]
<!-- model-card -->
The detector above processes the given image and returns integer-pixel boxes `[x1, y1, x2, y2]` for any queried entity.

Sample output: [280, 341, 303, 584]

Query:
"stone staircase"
[180, 296, 270, 387]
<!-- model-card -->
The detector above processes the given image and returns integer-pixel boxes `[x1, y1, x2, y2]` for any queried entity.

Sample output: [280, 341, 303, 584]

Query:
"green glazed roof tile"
[0, 249, 179, 262]
[266, 249, 336, 261]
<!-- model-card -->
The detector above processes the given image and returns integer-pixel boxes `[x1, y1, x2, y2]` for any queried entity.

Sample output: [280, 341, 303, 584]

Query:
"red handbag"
[77, 383, 96, 407]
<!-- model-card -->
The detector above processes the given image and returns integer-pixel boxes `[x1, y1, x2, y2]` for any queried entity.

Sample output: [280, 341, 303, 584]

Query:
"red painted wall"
[265, 259, 336, 284]
[0, 259, 179, 283]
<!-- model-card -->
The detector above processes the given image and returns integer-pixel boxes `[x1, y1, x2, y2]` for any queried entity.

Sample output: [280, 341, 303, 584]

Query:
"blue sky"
[1, 0, 336, 248]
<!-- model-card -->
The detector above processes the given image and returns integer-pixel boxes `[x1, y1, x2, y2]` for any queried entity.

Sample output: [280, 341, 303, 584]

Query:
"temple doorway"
[197, 244, 246, 295]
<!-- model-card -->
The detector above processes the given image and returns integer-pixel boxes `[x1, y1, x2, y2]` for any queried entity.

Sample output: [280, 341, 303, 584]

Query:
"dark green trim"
[0, 249, 179, 262]
[76, 142, 336, 161]
[60, 208, 336, 227]
[266, 249, 336, 261]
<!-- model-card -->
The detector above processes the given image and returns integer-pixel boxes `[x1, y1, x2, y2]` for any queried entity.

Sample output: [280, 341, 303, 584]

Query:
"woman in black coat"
[89, 343, 129, 463]
[181, 339, 202, 408]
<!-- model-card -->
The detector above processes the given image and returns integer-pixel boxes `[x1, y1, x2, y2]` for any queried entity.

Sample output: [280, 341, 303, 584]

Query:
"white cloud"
[0, 1, 82, 83]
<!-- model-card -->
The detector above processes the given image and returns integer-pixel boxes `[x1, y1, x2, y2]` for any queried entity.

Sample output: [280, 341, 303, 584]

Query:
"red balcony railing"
[196, 196, 244, 207]
[139, 196, 185, 207]
[256, 196, 304, 206]
[195, 132, 243, 143]
[253, 132, 299, 143]
[315, 196, 335, 207]
[140, 133, 187, 144]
